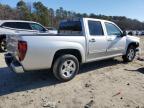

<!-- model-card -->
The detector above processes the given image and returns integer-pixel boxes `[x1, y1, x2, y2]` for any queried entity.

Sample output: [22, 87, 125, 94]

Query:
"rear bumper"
[5, 53, 25, 73]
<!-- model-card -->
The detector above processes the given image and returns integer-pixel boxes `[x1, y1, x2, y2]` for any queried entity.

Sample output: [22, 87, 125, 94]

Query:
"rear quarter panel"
[21, 35, 86, 71]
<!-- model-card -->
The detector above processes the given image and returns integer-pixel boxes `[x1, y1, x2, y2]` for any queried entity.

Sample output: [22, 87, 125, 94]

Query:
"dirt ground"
[0, 37, 144, 108]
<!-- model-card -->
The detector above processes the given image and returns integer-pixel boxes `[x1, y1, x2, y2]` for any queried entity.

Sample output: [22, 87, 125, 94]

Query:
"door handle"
[89, 38, 96, 42]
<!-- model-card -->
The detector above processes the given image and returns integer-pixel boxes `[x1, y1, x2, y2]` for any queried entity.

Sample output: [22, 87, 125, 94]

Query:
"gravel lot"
[0, 37, 144, 108]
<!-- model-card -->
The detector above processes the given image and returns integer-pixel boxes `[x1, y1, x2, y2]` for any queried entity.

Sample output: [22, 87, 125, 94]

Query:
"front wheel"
[52, 54, 79, 82]
[122, 45, 136, 62]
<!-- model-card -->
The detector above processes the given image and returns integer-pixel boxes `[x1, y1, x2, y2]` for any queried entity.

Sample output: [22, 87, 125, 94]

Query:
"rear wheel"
[53, 54, 79, 82]
[122, 45, 136, 62]
[0, 38, 7, 52]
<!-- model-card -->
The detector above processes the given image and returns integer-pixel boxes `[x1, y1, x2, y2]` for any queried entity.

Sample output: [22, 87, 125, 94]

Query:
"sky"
[0, 0, 144, 22]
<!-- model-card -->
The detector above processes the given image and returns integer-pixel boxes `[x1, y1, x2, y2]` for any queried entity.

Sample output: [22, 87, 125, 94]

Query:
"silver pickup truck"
[5, 18, 140, 81]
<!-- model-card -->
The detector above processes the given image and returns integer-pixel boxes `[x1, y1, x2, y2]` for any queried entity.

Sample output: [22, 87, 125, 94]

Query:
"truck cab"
[59, 18, 139, 62]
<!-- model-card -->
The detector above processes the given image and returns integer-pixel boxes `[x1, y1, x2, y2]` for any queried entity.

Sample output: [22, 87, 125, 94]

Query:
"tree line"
[0, 0, 144, 30]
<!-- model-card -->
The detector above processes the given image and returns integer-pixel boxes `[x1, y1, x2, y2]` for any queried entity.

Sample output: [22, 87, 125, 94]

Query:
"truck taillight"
[18, 41, 27, 61]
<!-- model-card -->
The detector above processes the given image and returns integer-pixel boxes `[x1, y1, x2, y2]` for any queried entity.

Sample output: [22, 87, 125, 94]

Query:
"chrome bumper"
[5, 53, 25, 73]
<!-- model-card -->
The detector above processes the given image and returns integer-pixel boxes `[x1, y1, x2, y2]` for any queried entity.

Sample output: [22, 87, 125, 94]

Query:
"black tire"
[122, 45, 136, 62]
[52, 54, 79, 82]
[0, 38, 7, 52]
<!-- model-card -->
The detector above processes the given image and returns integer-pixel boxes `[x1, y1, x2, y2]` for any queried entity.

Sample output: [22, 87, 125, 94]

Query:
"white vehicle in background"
[0, 20, 49, 52]
[5, 18, 140, 81]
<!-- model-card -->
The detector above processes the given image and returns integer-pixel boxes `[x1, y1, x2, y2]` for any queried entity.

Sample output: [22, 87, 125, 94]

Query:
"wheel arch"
[123, 42, 139, 55]
[52, 49, 83, 66]
[124, 42, 139, 55]
[127, 42, 139, 49]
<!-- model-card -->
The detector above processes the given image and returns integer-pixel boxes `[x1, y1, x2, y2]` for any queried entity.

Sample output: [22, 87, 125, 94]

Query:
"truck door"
[104, 22, 126, 55]
[87, 20, 107, 60]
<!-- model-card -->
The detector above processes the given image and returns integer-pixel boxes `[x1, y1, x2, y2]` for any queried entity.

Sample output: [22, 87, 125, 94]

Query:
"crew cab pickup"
[5, 18, 140, 81]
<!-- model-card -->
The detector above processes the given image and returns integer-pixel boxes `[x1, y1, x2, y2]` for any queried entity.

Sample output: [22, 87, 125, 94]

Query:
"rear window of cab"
[59, 20, 82, 31]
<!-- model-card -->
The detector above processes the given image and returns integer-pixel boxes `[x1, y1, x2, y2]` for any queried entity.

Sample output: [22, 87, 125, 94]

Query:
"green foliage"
[33, 2, 50, 26]
[0, 1, 144, 30]
[16, 0, 31, 20]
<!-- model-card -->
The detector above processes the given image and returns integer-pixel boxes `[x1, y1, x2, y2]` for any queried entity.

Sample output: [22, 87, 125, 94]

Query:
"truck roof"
[0, 20, 38, 25]
[83, 18, 112, 22]
[61, 17, 114, 24]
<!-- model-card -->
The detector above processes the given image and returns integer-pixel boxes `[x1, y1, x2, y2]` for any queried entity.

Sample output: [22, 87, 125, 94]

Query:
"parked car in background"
[46, 27, 58, 34]
[0, 20, 49, 52]
[141, 32, 144, 36]
[5, 18, 140, 81]
[126, 30, 143, 36]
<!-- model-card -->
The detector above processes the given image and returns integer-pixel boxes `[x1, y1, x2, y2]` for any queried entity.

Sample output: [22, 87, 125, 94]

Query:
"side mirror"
[121, 31, 127, 37]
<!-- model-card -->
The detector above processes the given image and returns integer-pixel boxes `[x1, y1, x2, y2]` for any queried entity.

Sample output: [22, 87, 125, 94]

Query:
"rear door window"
[16, 22, 31, 30]
[88, 21, 104, 36]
